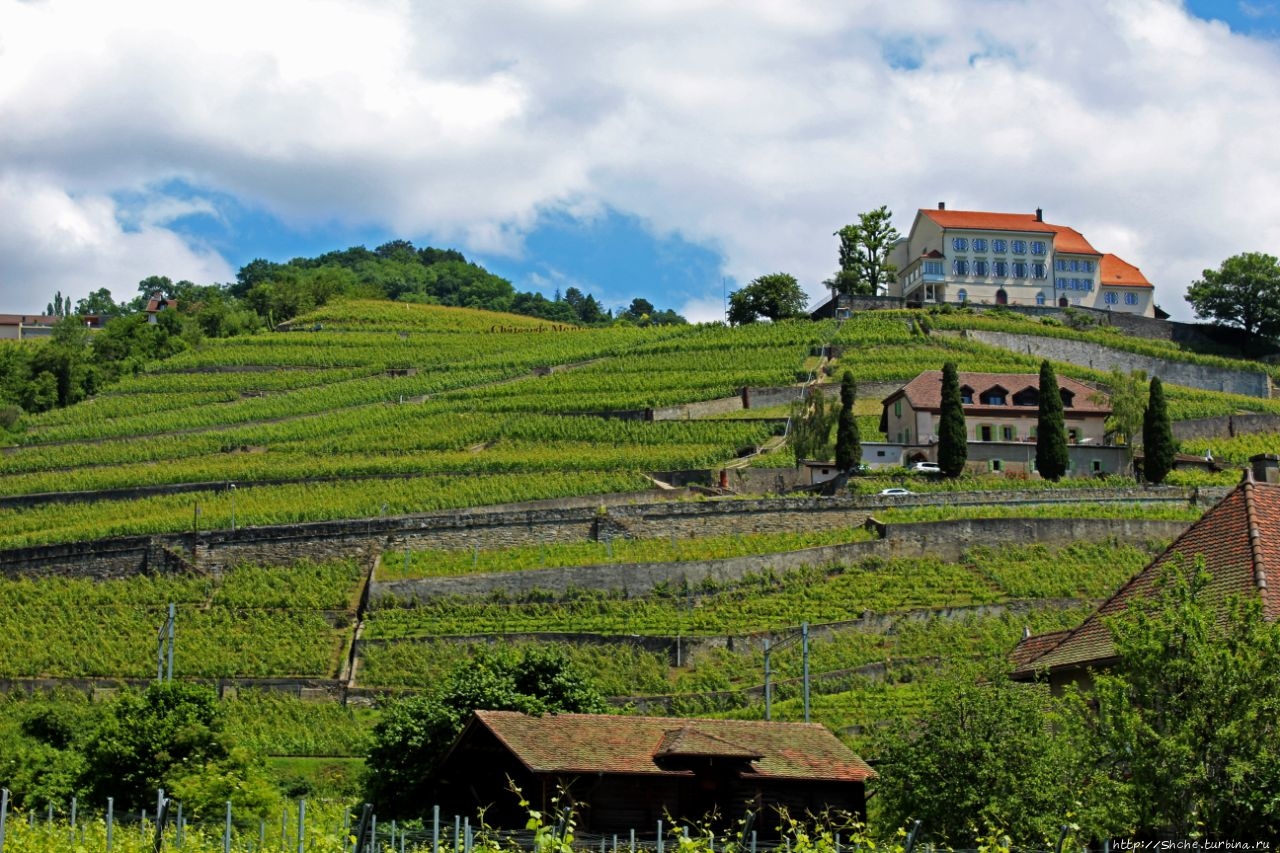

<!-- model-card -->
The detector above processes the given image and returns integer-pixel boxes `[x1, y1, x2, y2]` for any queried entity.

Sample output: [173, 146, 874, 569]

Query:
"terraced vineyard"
[0, 296, 1261, 799]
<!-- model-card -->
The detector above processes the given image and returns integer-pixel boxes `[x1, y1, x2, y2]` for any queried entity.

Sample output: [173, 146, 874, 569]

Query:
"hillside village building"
[887, 205, 1156, 317]
[878, 370, 1119, 475]
[1012, 457, 1280, 693]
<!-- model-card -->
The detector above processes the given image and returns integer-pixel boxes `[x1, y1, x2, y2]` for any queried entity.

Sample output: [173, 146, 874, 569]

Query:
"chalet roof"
[145, 295, 176, 313]
[1099, 253, 1154, 289]
[1012, 475, 1280, 678]
[883, 371, 1110, 415]
[464, 710, 874, 782]
[917, 209, 1103, 256]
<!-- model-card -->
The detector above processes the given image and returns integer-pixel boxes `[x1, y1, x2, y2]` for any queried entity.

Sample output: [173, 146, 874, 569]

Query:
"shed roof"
[464, 710, 874, 782]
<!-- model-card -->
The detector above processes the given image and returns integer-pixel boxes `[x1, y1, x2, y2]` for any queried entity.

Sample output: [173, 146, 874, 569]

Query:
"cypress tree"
[835, 370, 861, 472]
[1142, 376, 1176, 484]
[937, 362, 968, 477]
[1035, 360, 1069, 481]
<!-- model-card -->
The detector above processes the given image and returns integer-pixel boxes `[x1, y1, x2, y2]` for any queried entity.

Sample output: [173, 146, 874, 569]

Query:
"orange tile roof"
[1099, 253, 1154, 289]
[1012, 476, 1280, 678]
[468, 710, 874, 782]
[918, 209, 1102, 255]
[883, 371, 1111, 416]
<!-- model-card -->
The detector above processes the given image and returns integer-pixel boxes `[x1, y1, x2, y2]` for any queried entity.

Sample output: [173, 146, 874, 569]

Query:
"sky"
[2, 0, 1280, 324]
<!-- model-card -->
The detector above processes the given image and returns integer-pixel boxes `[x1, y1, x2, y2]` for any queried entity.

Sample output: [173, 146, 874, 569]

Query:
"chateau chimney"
[1250, 453, 1279, 484]
[1035, 207, 1043, 222]
[938, 202, 946, 210]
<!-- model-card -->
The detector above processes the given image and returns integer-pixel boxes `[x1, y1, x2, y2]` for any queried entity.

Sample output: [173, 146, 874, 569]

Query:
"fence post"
[454, 816, 461, 853]
[432, 805, 440, 853]
[371, 814, 378, 853]
[298, 799, 307, 853]
[903, 820, 922, 853]
[1, 787, 9, 853]
[107, 797, 114, 852]
[281, 804, 288, 851]
[656, 820, 663, 853]
[177, 803, 184, 848]
[223, 801, 232, 853]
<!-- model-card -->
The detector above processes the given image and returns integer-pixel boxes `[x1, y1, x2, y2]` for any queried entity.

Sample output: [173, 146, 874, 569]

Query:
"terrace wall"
[369, 516, 1190, 603]
[0, 488, 1223, 579]
[955, 330, 1272, 398]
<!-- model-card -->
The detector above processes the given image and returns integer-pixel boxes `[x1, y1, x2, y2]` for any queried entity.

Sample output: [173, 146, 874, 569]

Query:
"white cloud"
[1, 0, 1279, 322]
[0, 174, 232, 311]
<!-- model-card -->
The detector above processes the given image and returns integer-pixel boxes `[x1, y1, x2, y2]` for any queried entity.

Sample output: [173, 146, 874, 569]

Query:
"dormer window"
[1060, 389, 1075, 408]
[979, 385, 1008, 406]
[1012, 387, 1040, 406]
[960, 385, 974, 404]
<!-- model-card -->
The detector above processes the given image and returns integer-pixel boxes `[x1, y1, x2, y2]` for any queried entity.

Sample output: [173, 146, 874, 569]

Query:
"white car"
[879, 487, 913, 496]
[911, 462, 942, 474]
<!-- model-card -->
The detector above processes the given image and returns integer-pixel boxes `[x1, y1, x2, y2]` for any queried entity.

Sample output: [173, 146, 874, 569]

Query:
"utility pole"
[762, 621, 810, 722]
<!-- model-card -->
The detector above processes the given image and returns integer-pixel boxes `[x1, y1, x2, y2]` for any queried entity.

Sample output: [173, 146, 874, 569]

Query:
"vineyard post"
[106, 797, 113, 851]
[176, 803, 183, 847]
[223, 801, 232, 853]
[230, 484, 237, 533]
[656, 820, 663, 853]
[297, 798, 306, 853]
[432, 805, 439, 853]
[167, 603, 175, 682]
[1, 786, 8, 852]
[763, 637, 772, 720]
[802, 621, 810, 723]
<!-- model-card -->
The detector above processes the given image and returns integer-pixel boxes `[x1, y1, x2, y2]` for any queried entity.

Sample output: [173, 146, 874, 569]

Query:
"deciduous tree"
[829, 206, 900, 297]
[727, 273, 808, 324]
[1185, 251, 1280, 349]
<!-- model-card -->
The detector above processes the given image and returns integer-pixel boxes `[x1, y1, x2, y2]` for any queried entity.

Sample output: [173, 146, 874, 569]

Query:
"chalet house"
[429, 710, 874, 836]
[145, 293, 176, 324]
[1012, 456, 1280, 693]
[887, 205, 1156, 317]
[880, 370, 1113, 474]
[0, 313, 59, 340]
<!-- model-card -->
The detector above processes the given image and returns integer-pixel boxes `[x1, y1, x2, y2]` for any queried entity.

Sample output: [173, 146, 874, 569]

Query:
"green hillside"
[0, 297, 1270, 811]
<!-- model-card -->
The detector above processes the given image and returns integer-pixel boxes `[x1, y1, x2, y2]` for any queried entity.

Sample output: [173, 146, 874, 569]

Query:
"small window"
[993, 260, 1009, 277]
[1085, 280, 1094, 292]
[973, 260, 989, 277]
[894, 399, 902, 417]
[1013, 262, 1028, 278]
[1030, 240, 1046, 255]
[953, 259, 970, 275]
[1001, 425, 1016, 441]
[1013, 387, 1039, 407]
[960, 385, 974, 404]
[972, 238, 988, 251]
[1091, 459, 1103, 473]
[1011, 239, 1027, 254]
[1032, 262, 1046, 279]
[1035, 292, 1046, 305]
[1055, 259, 1068, 272]
[1125, 293, 1138, 305]
[990, 459, 1003, 472]
[952, 237, 969, 251]
[1104, 292, 1119, 305]
[957, 288, 968, 303]
[992, 239, 1008, 253]
[1060, 389, 1075, 408]
[1069, 259, 1080, 272]
[1068, 428, 1080, 443]
[1083, 260, 1095, 273]
[979, 386, 1007, 405]
[979, 425, 993, 441]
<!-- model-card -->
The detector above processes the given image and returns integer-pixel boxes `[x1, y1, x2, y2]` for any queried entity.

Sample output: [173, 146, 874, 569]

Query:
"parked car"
[910, 462, 941, 474]
[879, 487, 913, 496]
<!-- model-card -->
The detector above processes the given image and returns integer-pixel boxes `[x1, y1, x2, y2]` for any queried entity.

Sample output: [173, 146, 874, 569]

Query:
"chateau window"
[1069, 259, 1080, 271]
[1125, 293, 1138, 305]
[1013, 261, 1028, 278]
[992, 239, 1008, 252]
[973, 260, 989, 276]
[1083, 260, 1095, 272]
[972, 238, 988, 251]
[924, 260, 943, 275]
[1104, 292, 1119, 305]
[1055, 259, 1068, 272]
[952, 259, 969, 275]
[1030, 240, 1047, 255]
[1032, 262, 1046, 279]
[993, 260, 1008, 277]
[957, 288, 968, 303]
[1035, 292, 1046, 305]
[952, 237, 969, 251]
[1011, 239, 1027, 254]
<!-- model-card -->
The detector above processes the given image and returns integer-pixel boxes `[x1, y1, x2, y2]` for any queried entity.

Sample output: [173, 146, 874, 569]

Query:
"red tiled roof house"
[1012, 462, 1280, 693]
[429, 711, 874, 836]
[887, 204, 1156, 316]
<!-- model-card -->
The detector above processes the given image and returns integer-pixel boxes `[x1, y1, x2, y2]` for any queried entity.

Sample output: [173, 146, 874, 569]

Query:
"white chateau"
[886, 205, 1156, 317]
